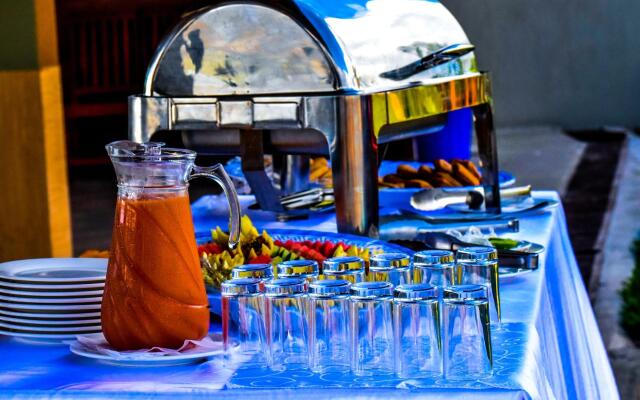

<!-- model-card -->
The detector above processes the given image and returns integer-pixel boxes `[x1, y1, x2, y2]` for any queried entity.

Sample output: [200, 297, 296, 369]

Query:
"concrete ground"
[592, 134, 640, 400]
[492, 125, 587, 195]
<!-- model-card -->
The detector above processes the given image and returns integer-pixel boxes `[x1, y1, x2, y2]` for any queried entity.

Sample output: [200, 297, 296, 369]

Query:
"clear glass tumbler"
[263, 278, 309, 371]
[413, 250, 455, 298]
[220, 278, 265, 358]
[349, 281, 394, 376]
[323, 256, 365, 284]
[455, 246, 500, 324]
[307, 279, 351, 373]
[442, 285, 492, 380]
[393, 284, 441, 378]
[369, 253, 411, 286]
[276, 259, 319, 286]
[232, 264, 273, 291]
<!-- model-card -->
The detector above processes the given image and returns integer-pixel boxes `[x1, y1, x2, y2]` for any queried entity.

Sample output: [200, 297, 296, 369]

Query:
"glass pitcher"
[102, 140, 240, 350]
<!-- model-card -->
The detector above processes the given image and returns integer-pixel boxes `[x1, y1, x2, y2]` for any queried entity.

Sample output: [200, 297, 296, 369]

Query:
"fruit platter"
[197, 216, 411, 291]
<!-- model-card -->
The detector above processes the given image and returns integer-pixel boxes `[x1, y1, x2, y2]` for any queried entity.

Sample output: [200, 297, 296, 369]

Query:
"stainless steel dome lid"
[143, 0, 476, 97]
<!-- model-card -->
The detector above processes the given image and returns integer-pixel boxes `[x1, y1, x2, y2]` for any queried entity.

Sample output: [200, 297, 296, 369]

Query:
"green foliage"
[620, 238, 640, 340]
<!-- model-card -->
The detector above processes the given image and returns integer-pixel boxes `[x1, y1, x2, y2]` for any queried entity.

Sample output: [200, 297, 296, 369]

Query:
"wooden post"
[0, 0, 72, 261]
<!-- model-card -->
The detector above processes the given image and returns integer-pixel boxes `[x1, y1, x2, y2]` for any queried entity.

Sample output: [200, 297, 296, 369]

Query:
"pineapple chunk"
[346, 245, 358, 257]
[214, 227, 229, 246]
[333, 245, 347, 257]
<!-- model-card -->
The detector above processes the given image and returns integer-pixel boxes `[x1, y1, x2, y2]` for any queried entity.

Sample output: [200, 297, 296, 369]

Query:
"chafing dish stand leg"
[330, 96, 379, 238]
[473, 103, 502, 213]
[240, 129, 286, 213]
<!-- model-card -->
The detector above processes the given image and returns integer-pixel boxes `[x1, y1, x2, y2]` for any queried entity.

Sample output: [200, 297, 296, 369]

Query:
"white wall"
[442, 0, 640, 129]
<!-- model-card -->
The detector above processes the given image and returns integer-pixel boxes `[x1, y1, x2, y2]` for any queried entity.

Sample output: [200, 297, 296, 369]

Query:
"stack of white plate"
[0, 258, 107, 342]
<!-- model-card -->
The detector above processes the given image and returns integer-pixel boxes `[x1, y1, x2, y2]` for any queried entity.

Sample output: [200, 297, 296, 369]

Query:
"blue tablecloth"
[0, 192, 618, 399]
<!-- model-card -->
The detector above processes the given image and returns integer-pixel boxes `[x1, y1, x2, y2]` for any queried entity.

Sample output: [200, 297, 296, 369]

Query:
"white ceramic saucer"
[69, 334, 224, 367]
[0, 308, 101, 319]
[0, 258, 107, 284]
[0, 294, 102, 305]
[0, 314, 101, 326]
[0, 281, 104, 292]
[0, 287, 103, 298]
[0, 328, 100, 342]
[0, 301, 101, 313]
[0, 320, 100, 333]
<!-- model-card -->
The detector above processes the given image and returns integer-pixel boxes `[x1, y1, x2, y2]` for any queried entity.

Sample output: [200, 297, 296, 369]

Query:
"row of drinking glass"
[221, 246, 499, 379]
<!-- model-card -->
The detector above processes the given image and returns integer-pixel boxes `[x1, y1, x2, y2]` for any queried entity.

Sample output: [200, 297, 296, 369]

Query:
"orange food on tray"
[79, 249, 109, 258]
[101, 194, 209, 350]
[379, 159, 482, 188]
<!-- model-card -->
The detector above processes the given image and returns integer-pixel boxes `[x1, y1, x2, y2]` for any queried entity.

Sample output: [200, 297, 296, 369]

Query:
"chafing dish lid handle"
[380, 43, 475, 81]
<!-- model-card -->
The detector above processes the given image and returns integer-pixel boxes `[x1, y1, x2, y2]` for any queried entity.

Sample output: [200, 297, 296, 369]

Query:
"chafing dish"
[128, 0, 501, 237]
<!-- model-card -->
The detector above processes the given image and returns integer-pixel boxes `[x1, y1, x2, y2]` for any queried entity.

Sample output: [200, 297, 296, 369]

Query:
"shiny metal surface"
[145, 4, 335, 96]
[143, 1, 475, 96]
[380, 43, 475, 81]
[298, 0, 476, 91]
[128, 0, 501, 236]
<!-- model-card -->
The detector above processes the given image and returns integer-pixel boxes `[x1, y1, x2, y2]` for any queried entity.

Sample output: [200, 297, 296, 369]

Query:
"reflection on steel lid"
[145, 0, 475, 96]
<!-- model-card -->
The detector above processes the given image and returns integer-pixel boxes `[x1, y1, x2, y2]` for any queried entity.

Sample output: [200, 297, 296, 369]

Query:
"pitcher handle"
[190, 164, 241, 249]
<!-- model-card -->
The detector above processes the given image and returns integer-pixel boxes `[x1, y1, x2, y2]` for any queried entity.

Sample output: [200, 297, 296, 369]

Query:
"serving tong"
[249, 187, 334, 221]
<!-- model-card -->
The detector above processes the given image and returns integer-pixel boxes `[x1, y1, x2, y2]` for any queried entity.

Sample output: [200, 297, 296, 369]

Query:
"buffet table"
[0, 192, 618, 399]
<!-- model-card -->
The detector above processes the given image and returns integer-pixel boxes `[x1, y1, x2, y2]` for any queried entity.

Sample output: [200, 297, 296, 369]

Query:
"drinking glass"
[456, 246, 501, 324]
[232, 264, 273, 291]
[263, 278, 308, 371]
[369, 253, 411, 286]
[442, 285, 492, 380]
[412, 250, 455, 291]
[323, 256, 365, 284]
[220, 278, 265, 359]
[349, 281, 394, 376]
[393, 284, 441, 378]
[276, 259, 319, 286]
[307, 279, 351, 373]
